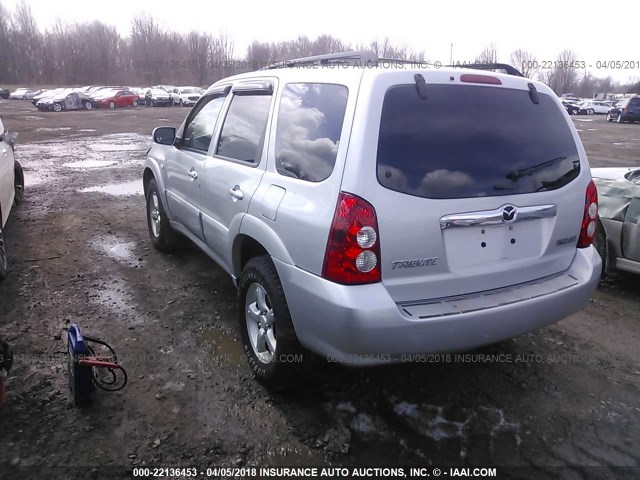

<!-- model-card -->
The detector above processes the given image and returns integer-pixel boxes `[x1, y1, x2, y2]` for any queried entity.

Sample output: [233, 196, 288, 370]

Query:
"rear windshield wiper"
[506, 156, 576, 181]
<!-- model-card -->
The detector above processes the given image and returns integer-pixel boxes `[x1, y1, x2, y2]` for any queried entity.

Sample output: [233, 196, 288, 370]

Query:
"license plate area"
[444, 221, 543, 270]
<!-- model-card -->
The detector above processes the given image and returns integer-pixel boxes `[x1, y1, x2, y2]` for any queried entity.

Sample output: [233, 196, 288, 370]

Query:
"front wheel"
[84, 101, 93, 110]
[53, 103, 62, 112]
[14, 160, 24, 205]
[239, 256, 310, 388]
[145, 179, 179, 251]
[587, 108, 594, 115]
[132, 100, 138, 107]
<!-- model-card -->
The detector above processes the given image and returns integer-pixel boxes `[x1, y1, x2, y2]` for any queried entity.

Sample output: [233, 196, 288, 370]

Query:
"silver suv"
[143, 52, 601, 387]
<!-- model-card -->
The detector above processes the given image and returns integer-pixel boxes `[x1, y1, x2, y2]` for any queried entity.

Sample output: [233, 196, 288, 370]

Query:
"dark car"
[36, 90, 95, 112]
[607, 97, 640, 124]
[0, 88, 9, 99]
[561, 100, 580, 115]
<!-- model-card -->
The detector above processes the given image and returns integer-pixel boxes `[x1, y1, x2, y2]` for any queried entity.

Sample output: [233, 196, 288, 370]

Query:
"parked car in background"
[0, 116, 24, 281]
[142, 53, 601, 386]
[592, 167, 640, 278]
[93, 89, 139, 109]
[579, 100, 610, 115]
[560, 93, 581, 102]
[0, 88, 9, 99]
[145, 88, 171, 106]
[561, 100, 581, 115]
[9, 88, 35, 100]
[23, 89, 45, 100]
[607, 97, 640, 124]
[31, 88, 64, 105]
[36, 90, 95, 112]
[170, 87, 202, 106]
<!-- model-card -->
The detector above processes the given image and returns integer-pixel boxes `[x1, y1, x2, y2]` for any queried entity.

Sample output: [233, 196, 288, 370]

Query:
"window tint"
[377, 84, 581, 199]
[217, 94, 272, 163]
[182, 95, 226, 152]
[275, 83, 348, 182]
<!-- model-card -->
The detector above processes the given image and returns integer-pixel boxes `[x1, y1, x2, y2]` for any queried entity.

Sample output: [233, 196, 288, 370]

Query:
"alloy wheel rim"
[245, 283, 276, 364]
[149, 193, 161, 238]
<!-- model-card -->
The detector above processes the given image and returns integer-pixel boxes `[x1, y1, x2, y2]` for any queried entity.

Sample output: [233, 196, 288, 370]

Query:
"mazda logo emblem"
[502, 205, 517, 223]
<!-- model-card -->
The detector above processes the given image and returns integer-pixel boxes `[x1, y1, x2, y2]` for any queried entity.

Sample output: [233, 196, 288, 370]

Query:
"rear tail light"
[460, 74, 502, 85]
[577, 180, 598, 248]
[622, 108, 628, 112]
[322, 192, 381, 284]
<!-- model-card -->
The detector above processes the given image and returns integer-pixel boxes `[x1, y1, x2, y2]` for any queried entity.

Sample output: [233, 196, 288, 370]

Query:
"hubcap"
[245, 283, 276, 364]
[149, 193, 161, 238]
[0, 227, 7, 271]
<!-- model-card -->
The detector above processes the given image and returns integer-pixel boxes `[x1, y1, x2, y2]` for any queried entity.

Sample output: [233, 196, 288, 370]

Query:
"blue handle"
[68, 324, 89, 355]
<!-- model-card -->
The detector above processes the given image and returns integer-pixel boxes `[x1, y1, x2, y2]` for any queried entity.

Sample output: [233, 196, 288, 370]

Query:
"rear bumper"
[274, 247, 601, 365]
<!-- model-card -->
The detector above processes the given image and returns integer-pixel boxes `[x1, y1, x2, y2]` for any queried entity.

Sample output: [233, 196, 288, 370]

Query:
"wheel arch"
[232, 216, 295, 278]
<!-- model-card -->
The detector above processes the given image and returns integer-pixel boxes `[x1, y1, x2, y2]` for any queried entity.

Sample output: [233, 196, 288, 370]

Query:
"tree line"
[1, 1, 638, 96]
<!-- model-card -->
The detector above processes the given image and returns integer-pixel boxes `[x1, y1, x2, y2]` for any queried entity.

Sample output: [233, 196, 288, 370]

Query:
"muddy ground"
[0, 100, 638, 479]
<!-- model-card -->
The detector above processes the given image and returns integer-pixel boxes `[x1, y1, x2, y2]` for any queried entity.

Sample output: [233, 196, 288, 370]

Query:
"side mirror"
[152, 127, 176, 146]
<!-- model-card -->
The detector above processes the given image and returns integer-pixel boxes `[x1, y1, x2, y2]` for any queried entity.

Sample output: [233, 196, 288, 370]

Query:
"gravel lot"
[0, 100, 638, 479]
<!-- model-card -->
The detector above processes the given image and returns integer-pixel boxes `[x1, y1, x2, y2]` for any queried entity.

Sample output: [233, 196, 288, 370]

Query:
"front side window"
[182, 95, 226, 152]
[217, 94, 272, 163]
[275, 83, 348, 182]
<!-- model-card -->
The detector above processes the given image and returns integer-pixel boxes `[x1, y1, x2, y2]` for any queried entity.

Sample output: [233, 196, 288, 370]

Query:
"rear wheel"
[13, 161, 24, 206]
[84, 101, 93, 110]
[587, 108, 594, 115]
[617, 114, 624, 124]
[145, 179, 179, 251]
[606, 113, 612, 122]
[132, 100, 138, 107]
[239, 256, 311, 388]
[53, 103, 62, 112]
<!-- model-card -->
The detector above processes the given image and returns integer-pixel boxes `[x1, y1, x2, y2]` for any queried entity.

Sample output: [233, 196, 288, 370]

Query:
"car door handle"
[229, 186, 244, 201]
[188, 168, 198, 180]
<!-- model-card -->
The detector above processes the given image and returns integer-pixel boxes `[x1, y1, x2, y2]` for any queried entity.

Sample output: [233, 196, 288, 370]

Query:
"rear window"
[377, 84, 581, 199]
[628, 98, 640, 107]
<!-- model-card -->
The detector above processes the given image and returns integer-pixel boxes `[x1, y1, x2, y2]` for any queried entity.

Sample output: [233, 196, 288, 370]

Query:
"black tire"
[593, 221, 607, 280]
[145, 178, 179, 251]
[617, 114, 624, 124]
[238, 256, 311, 388]
[0, 206, 7, 281]
[132, 100, 138, 107]
[179, 99, 183, 107]
[170, 98, 175, 107]
[14, 160, 24, 206]
[151, 100, 155, 107]
[606, 113, 612, 122]
[84, 101, 93, 110]
[53, 103, 62, 112]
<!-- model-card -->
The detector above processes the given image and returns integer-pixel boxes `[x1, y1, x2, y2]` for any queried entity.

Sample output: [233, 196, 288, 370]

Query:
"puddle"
[89, 143, 148, 152]
[587, 128, 597, 131]
[575, 118, 594, 122]
[91, 234, 143, 267]
[21, 115, 44, 121]
[196, 326, 247, 371]
[23, 169, 57, 187]
[35, 127, 72, 132]
[79, 180, 143, 196]
[78, 129, 97, 132]
[63, 159, 118, 169]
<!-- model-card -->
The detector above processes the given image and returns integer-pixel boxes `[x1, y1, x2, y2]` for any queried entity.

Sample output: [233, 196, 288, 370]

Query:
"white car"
[579, 100, 610, 115]
[0, 117, 24, 281]
[9, 88, 34, 100]
[170, 87, 202, 107]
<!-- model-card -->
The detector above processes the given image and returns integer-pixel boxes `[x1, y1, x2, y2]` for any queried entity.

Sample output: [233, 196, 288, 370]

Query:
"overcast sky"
[4, 0, 639, 83]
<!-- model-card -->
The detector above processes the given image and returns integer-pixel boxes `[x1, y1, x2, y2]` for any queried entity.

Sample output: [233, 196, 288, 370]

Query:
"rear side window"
[377, 84, 581, 199]
[629, 98, 640, 107]
[217, 95, 272, 163]
[275, 83, 348, 181]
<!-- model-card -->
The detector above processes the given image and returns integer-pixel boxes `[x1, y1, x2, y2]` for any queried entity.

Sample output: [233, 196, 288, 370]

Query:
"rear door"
[343, 71, 590, 302]
[199, 80, 274, 272]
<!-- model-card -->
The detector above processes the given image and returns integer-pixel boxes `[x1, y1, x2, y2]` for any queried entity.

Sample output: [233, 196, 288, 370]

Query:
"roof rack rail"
[445, 63, 524, 77]
[263, 50, 378, 70]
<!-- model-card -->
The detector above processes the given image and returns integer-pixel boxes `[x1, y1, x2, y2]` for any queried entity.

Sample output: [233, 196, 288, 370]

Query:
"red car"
[93, 89, 139, 109]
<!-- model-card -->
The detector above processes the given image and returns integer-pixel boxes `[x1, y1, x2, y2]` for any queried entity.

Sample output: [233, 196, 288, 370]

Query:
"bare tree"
[475, 44, 498, 64]
[509, 49, 537, 78]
